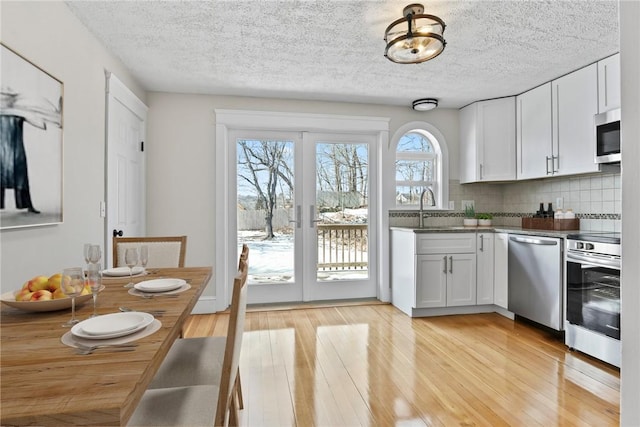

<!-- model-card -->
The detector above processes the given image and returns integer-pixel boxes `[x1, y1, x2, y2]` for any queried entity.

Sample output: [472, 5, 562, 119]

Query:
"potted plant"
[476, 213, 493, 227]
[463, 205, 477, 227]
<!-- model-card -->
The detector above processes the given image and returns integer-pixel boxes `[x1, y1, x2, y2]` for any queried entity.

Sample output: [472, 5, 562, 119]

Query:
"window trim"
[390, 122, 449, 210]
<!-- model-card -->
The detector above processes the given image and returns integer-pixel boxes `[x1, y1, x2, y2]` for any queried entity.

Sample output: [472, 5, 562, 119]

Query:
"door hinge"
[140, 141, 144, 152]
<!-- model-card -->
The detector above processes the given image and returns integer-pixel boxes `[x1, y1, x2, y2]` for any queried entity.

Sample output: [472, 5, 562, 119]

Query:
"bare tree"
[237, 139, 293, 239]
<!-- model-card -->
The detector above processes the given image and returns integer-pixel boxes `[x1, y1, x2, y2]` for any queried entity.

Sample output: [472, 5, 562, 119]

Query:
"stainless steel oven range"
[565, 232, 621, 367]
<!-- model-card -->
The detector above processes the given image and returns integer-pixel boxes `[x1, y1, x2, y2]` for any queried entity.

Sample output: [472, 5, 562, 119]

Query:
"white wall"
[620, 0, 640, 424]
[145, 91, 460, 299]
[0, 2, 145, 291]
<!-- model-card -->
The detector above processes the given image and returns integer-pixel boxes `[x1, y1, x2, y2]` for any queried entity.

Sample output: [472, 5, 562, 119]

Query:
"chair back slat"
[214, 245, 249, 426]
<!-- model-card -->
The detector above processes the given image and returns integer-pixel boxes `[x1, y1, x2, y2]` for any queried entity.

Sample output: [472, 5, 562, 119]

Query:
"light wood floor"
[183, 304, 620, 426]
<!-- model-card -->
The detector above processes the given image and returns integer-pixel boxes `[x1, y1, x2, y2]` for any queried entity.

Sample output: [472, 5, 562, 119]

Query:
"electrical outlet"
[449, 200, 455, 210]
[461, 200, 475, 211]
[556, 197, 564, 210]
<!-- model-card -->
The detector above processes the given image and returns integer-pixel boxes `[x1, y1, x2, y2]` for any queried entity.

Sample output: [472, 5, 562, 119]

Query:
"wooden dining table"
[0, 266, 212, 426]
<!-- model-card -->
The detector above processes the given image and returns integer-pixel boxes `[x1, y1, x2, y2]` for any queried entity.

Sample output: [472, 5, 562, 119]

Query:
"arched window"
[392, 122, 448, 209]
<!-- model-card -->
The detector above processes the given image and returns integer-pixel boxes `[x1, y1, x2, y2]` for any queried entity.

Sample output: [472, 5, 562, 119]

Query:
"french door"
[231, 130, 377, 304]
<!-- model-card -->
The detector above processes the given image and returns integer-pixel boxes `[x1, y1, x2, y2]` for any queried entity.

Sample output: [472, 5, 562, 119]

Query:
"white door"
[105, 73, 148, 267]
[231, 130, 377, 304]
[302, 132, 377, 301]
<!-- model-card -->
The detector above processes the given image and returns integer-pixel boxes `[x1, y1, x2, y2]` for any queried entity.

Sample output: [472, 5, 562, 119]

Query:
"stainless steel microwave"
[595, 109, 621, 163]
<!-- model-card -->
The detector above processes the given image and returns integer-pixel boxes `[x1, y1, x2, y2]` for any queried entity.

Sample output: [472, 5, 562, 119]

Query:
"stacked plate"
[102, 266, 145, 277]
[133, 278, 187, 294]
[71, 312, 154, 339]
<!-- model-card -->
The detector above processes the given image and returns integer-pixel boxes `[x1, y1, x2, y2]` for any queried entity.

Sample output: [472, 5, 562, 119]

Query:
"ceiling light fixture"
[412, 98, 438, 111]
[384, 3, 446, 64]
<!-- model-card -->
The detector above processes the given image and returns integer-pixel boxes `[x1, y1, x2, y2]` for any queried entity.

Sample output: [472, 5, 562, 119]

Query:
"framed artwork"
[1, 43, 63, 229]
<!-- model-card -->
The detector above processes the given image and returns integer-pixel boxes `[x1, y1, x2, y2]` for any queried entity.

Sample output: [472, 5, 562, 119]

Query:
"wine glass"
[88, 245, 102, 267]
[83, 243, 92, 266]
[61, 267, 84, 327]
[86, 264, 102, 317]
[139, 245, 148, 271]
[124, 248, 139, 288]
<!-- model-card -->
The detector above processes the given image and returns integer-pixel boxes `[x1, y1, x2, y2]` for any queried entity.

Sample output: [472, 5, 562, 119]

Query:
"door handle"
[113, 229, 123, 237]
[443, 256, 447, 274]
[309, 205, 322, 227]
[288, 205, 301, 229]
[449, 256, 453, 274]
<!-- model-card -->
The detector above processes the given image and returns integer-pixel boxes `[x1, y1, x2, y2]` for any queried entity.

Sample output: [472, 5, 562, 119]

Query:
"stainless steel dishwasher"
[508, 234, 563, 330]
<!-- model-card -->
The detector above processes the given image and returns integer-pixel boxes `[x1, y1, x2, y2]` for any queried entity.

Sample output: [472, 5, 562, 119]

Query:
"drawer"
[415, 233, 476, 254]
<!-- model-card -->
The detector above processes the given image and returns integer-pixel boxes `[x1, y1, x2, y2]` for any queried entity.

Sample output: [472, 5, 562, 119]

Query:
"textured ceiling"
[65, 0, 619, 109]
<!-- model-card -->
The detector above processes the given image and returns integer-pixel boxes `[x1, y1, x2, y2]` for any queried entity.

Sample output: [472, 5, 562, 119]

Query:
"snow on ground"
[238, 229, 368, 283]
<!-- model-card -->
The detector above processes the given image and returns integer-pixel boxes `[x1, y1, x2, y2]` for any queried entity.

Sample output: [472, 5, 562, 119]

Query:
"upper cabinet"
[517, 64, 599, 179]
[598, 53, 621, 113]
[516, 83, 553, 179]
[552, 63, 600, 176]
[459, 97, 516, 183]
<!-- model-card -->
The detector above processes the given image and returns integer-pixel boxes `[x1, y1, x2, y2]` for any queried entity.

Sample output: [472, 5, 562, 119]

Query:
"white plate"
[0, 286, 103, 313]
[102, 266, 145, 277]
[72, 312, 154, 340]
[134, 278, 186, 293]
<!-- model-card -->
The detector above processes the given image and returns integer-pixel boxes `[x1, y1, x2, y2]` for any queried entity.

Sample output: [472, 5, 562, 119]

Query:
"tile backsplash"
[390, 172, 621, 232]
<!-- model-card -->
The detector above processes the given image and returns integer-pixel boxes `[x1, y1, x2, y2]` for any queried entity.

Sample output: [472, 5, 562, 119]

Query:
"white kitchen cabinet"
[552, 63, 600, 176]
[598, 53, 621, 113]
[518, 64, 599, 180]
[416, 253, 476, 308]
[517, 83, 553, 179]
[476, 233, 495, 305]
[391, 231, 477, 314]
[493, 233, 509, 309]
[459, 97, 516, 183]
[415, 233, 476, 308]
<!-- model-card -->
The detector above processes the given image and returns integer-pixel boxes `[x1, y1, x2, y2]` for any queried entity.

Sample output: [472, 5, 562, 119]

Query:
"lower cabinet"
[416, 253, 476, 308]
[476, 233, 495, 305]
[494, 233, 509, 309]
[391, 229, 512, 317]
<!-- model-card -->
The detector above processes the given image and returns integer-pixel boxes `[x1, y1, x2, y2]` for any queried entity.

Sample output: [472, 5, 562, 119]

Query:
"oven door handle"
[567, 252, 621, 270]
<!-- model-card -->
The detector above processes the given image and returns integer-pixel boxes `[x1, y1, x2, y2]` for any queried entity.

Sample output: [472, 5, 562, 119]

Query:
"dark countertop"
[389, 225, 584, 239]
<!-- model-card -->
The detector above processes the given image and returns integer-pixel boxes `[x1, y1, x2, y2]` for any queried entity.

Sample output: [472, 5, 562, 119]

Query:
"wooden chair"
[112, 236, 187, 268]
[146, 245, 248, 407]
[128, 261, 248, 427]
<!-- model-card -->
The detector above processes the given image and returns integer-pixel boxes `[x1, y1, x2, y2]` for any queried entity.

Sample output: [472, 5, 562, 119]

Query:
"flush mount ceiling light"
[412, 98, 438, 111]
[384, 3, 446, 64]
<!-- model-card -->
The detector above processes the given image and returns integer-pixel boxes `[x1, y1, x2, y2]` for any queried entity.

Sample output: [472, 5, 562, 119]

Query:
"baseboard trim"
[192, 296, 217, 314]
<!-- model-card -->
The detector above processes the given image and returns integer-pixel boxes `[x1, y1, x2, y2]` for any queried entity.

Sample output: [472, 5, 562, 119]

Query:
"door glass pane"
[315, 142, 369, 281]
[237, 138, 295, 284]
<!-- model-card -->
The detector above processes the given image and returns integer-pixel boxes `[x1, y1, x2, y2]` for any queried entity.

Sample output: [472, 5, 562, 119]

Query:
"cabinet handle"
[443, 256, 447, 274]
[479, 163, 483, 180]
[546, 156, 552, 175]
[480, 234, 484, 252]
[449, 256, 453, 274]
[553, 155, 559, 173]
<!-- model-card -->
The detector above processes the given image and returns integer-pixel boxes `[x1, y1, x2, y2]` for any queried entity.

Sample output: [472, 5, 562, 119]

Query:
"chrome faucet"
[419, 187, 435, 228]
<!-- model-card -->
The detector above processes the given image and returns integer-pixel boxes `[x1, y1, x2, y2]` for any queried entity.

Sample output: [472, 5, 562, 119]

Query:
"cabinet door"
[598, 54, 621, 113]
[477, 98, 516, 181]
[494, 233, 509, 309]
[476, 233, 494, 305]
[459, 103, 477, 184]
[517, 83, 553, 179]
[552, 64, 599, 176]
[447, 253, 477, 307]
[416, 255, 447, 308]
